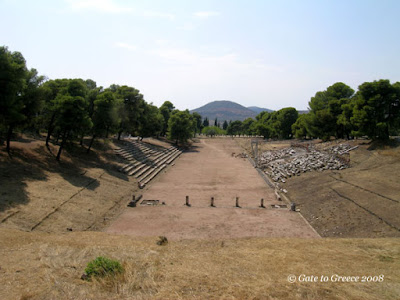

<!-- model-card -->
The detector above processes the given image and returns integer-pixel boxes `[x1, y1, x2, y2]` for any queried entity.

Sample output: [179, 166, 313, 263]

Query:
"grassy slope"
[0, 137, 399, 299]
[0, 137, 136, 232]
[1, 228, 399, 300]
[284, 141, 400, 238]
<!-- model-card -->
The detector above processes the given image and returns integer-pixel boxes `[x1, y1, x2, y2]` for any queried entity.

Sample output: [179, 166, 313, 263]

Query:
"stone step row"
[137, 149, 182, 184]
[116, 143, 174, 171]
[136, 149, 181, 179]
[120, 147, 173, 172]
[121, 147, 176, 175]
[117, 146, 156, 160]
[115, 139, 182, 186]
[115, 140, 161, 157]
[141, 164, 167, 185]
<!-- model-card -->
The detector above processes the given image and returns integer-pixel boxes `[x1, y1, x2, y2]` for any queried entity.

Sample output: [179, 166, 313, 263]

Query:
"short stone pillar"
[235, 197, 240, 208]
[128, 195, 136, 207]
[210, 197, 215, 207]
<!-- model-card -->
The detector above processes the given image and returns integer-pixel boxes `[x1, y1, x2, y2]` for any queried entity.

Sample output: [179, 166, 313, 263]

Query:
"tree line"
[0, 46, 201, 160]
[2, 46, 399, 160]
[200, 81, 400, 141]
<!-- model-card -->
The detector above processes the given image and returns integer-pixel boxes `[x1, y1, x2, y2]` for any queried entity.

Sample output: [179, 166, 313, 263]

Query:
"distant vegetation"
[292, 81, 400, 141]
[1, 45, 399, 160]
[191, 100, 260, 121]
[202, 126, 226, 137]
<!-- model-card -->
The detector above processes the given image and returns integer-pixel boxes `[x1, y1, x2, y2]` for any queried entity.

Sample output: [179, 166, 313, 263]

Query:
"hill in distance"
[191, 100, 273, 122]
[247, 106, 274, 114]
[248, 106, 309, 115]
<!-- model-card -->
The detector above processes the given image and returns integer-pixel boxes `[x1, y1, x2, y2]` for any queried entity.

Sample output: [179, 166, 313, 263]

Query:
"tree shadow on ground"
[51, 141, 130, 185]
[367, 138, 400, 151]
[0, 136, 131, 213]
[0, 146, 46, 213]
[183, 145, 200, 153]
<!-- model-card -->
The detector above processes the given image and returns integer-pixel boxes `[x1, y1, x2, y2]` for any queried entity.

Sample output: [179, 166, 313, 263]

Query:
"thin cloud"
[152, 46, 284, 73]
[115, 42, 137, 51]
[193, 11, 220, 18]
[155, 39, 170, 46]
[146, 46, 287, 111]
[142, 10, 175, 21]
[176, 23, 196, 31]
[66, 0, 132, 13]
[66, 0, 174, 19]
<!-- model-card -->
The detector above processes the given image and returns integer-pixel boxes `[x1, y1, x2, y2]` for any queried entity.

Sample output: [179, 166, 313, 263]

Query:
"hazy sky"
[1, 0, 400, 111]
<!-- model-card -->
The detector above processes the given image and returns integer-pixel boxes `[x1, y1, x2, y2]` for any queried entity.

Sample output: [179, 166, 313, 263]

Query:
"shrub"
[202, 126, 226, 136]
[84, 256, 124, 280]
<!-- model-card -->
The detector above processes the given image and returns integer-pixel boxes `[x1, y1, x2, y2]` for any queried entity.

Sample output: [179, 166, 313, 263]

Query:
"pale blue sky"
[1, 0, 399, 110]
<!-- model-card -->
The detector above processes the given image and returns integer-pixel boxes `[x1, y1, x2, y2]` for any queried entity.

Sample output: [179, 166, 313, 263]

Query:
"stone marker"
[235, 197, 241, 208]
[185, 195, 191, 207]
[128, 195, 136, 207]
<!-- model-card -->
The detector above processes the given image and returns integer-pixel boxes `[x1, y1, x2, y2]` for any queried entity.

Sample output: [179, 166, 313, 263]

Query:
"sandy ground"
[106, 138, 318, 239]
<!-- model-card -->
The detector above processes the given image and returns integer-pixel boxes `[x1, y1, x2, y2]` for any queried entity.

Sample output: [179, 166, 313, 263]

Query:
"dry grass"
[1, 136, 399, 299]
[0, 228, 399, 300]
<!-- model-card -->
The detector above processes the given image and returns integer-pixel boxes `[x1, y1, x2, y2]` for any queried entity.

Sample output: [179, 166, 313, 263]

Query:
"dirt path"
[106, 138, 318, 240]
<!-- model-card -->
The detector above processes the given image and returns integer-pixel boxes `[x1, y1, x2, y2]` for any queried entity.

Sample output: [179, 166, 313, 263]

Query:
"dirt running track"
[106, 138, 319, 240]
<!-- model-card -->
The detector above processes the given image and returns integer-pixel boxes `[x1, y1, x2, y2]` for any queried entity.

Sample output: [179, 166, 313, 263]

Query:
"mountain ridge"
[190, 100, 272, 122]
[247, 106, 274, 114]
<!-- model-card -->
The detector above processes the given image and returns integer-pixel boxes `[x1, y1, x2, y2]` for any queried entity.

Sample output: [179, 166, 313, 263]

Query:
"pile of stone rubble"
[260, 144, 352, 183]
[326, 144, 358, 155]
[326, 144, 350, 154]
[258, 147, 297, 165]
